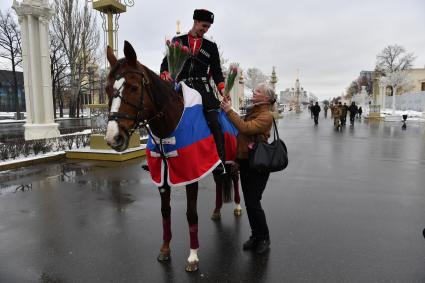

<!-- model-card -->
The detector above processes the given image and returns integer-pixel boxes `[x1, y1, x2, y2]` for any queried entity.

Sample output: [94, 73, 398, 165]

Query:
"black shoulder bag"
[249, 118, 288, 173]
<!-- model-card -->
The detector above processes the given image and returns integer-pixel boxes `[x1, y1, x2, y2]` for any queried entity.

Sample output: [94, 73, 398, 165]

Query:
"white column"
[392, 86, 396, 115]
[39, 16, 55, 123]
[18, 15, 32, 124]
[382, 85, 387, 109]
[378, 84, 385, 114]
[13, 0, 60, 140]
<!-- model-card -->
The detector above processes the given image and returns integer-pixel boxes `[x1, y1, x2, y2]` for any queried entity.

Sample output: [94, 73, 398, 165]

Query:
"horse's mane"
[141, 64, 180, 107]
[109, 58, 181, 108]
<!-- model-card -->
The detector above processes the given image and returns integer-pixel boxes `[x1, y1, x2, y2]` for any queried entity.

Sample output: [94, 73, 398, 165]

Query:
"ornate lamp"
[88, 0, 134, 55]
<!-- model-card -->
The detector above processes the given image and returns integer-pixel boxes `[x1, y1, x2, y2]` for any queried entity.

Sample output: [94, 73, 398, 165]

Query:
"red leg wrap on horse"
[233, 178, 241, 204]
[189, 223, 199, 249]
[162, 218, 172, 242]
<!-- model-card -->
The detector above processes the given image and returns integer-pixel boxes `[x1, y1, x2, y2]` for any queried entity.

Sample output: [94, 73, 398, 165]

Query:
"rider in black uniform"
[160, 9, 226, 174]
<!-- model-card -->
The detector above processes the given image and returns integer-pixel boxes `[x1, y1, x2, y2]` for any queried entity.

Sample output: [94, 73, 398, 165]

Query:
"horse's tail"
[222, 163, 238, 203]
[222, 172, 233, 203]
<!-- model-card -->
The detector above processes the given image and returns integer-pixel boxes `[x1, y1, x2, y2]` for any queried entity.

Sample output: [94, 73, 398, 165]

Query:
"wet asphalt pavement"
[1, 112, 425, 283]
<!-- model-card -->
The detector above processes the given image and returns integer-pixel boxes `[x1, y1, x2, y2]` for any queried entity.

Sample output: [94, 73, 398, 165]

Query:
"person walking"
[220, 83, 275, 254]
[160, 9, 226, 174]
[358, 107, 363, 119]
[348, 102, 358, 126]
[340, 102, 348, 126]
[333, 102, 342, 130]
[311, 102, 321, 125]
[323, 104, 329, 119]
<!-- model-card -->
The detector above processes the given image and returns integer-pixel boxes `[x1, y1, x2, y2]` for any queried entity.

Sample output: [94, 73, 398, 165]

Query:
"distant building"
[279, 77, 312, 105]
[407, 68, 425, 92]
[0, 70, 25, 112]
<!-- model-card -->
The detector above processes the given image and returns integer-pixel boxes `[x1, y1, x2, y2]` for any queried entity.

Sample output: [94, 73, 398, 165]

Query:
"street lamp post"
[295, 77, 301, 113]
[81, 0, 142, 154]
[88, 0, 134, 55]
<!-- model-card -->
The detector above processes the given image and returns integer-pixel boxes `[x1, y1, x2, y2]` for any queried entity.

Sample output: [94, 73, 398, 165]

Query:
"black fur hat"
[193, 9, 214, 24]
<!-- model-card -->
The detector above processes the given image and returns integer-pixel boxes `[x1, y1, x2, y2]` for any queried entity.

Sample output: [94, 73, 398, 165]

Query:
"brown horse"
[104, 41, 240, 272]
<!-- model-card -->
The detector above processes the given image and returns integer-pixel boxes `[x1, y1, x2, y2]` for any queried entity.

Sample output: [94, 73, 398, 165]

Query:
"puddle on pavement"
[0, 183, 33, 196]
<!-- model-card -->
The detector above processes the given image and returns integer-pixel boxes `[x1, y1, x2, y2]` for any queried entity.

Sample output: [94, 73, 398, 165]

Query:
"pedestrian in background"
[340, 102, 348, 126]
[358, 107, 363, 119]
[311, 102, 321, 125]
[323, 104, 329, 119]
[220, 83, 276, 254]
[333, 102, 342, 130]
[330, 103, 334, 119]
[348, 102, 358, 126]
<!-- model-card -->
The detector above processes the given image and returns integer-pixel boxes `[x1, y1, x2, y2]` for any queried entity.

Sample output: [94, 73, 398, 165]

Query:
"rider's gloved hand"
[160, 71, 172, 82]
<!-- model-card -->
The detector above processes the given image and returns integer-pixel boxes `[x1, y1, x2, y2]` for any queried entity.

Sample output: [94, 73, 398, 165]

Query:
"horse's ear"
[124, 40, 137, 66]
[106, 46, 117, 66]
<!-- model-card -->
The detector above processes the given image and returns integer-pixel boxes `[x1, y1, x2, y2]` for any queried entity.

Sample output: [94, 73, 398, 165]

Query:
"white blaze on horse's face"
[106, 77, 125, 145]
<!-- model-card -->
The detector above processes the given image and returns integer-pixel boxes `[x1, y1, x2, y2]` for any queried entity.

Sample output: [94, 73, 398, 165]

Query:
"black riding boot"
[205, 110, 226, 174]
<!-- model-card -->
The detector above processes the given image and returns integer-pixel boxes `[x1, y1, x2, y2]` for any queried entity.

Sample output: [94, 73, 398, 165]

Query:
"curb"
[0, 153, 65, 171]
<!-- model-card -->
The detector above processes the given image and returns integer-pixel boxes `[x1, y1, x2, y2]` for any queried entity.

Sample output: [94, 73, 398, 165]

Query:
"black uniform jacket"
[160, 34, 224, 110]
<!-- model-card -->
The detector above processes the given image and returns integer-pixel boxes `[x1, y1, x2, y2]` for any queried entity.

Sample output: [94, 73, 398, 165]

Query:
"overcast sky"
[2, 0, 425, 100]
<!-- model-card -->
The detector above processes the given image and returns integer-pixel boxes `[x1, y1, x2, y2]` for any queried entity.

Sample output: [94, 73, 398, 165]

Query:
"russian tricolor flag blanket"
[146, 82, 238, 187]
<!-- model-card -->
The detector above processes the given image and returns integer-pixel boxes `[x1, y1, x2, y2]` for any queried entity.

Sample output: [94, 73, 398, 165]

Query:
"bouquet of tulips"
[224, 63, 239, 96]
[166, 39, 190, 81]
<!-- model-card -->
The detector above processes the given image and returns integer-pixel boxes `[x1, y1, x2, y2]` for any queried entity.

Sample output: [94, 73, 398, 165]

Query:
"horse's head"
[105, 41, 153, 152]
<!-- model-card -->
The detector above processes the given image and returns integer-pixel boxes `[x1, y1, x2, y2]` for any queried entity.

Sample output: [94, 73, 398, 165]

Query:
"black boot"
[243, 236, 258, 250]
[206, 110, 226, 175]
[255, 238, 270, 254]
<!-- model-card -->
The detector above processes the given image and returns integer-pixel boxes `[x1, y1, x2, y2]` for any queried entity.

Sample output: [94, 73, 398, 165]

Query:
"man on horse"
[160, 9, 227, 174]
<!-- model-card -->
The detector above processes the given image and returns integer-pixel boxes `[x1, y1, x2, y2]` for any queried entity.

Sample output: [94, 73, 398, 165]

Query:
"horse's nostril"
[115, 135, 123, 145]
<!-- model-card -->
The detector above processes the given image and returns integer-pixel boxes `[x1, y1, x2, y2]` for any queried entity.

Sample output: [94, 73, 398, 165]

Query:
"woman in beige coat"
[221, 83, 276, 254]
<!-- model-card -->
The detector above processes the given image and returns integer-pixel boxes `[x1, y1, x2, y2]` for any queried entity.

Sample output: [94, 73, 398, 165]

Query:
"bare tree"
[376, 45, 415, 114]
[50, 32, 69, 118]
[0, 10, 22, 117]
[346, 80, 359, 99]
[245, 68, 268, 90]
[376, 45, 415, 73]
[357, 75, 373, 95]
[52, 0, 99, 118]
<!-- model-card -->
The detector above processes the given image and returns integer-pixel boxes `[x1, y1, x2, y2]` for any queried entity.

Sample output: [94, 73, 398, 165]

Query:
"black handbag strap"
[272, 117, 280, 142]
[253, 117, 280, 143]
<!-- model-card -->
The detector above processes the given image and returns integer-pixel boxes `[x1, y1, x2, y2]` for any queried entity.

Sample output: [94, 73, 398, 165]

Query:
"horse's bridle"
[108, 68, 164, 135]
[107, 67, 169, 161]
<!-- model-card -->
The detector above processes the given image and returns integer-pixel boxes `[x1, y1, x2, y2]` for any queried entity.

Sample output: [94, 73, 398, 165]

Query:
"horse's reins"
[108, 68, 168, 161]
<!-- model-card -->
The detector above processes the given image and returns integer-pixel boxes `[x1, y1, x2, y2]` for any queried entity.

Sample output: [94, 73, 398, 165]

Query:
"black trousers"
[238, 159, 270, 240]
[205, 110, 225, 162]
[313, 114, 319, 125]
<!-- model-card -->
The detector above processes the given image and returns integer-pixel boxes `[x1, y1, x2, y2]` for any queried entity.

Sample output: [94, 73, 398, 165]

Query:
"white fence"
[384, 91, 425, 111]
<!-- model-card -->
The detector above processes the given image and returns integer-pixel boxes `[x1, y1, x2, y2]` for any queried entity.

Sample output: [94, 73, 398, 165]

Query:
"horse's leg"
[157, 185, 172, 262]
[211, 173, 222, 220]
[232, 168, 242, 216]
[185, 182, 199, 272]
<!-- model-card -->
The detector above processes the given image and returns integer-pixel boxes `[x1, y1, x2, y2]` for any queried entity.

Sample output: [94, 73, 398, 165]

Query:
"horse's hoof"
[234, 208, 242, 216]
[211, 211, 221, 221]
[185, 260, 199, 272]
[157, 251, 171, 262]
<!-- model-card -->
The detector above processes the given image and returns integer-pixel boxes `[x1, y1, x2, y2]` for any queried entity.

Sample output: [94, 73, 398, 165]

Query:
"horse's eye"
[129, 85, 138, 92]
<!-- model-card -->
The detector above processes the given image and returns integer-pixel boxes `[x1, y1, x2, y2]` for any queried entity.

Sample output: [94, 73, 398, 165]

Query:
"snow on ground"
[0, 151, 65, 167]
[379, 108, 425, 121]
[0, 110, 91, 123]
